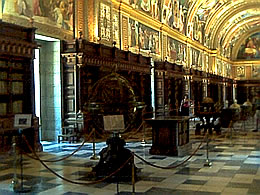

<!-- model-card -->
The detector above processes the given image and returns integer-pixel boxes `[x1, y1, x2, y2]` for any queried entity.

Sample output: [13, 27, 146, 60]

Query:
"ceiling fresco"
[123, 0, 260, 60]
[187, 0, 260, 60]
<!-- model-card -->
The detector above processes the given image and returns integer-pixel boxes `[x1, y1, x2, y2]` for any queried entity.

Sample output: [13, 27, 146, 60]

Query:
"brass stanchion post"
[132, 154, 135, 195]
[229, 120, 233, 145]
[13, 129, 31, 193]
[204, 132, 212, 167]
[90, 127, 99, 160]
[10, 136, 19, 191]
[141, 122, 146, 145]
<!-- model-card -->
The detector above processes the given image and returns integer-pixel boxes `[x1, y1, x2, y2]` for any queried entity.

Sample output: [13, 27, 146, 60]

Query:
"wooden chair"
[58, 125, 78, 143]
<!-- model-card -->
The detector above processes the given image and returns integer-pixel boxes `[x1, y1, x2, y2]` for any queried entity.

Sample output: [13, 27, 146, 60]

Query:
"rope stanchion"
[123, 121, 145, 140]
[10, 136, 19, 191]
[131, 154, 135, 195]
[204, 132, 212, 167]
[23, 129, 95, 163]
[227, 120, 234, 145]
[12, 129, 32, 193]
[133, 135, 205, 169]
[90, 127, 99, 160]
[22, 134, 134, 186]
[141, 121, 146, 145]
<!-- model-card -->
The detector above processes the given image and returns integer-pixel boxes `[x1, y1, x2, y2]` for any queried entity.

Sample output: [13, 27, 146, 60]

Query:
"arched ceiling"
[187, 0, 260, 60]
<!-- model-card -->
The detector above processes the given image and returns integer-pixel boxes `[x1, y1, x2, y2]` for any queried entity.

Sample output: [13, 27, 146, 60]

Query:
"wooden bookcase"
[0, 60, 26, 116]
[0, 21, 41, 152]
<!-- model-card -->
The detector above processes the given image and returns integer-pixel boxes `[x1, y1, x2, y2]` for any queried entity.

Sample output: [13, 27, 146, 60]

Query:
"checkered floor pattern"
[0, 120, 260, 195]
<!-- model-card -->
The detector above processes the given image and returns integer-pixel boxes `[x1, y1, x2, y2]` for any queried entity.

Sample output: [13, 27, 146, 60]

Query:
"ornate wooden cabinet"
[0, 21, 41, 152]
[61, 39, 152, 136]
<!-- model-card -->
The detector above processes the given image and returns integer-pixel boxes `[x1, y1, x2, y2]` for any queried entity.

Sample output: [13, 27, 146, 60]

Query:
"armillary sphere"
[86, 72, 145, 134]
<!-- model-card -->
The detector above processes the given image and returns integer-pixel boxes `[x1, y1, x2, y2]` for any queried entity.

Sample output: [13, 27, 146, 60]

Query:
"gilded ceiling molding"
[233, 60, 260, 66]
[204, 0, 258, 35]
[111, 0, 120, 8]
[204, 1, 238, 36]
[222, 17, 260, 50]
[186, 0, 202, 38]
[207, 3, 260, 48]
[186, 0, 202, 24]
[216, 55, 233, 65]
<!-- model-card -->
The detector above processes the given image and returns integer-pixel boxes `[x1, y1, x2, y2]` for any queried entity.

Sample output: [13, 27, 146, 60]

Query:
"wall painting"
[225, 63, 232, 78]
[124, 0, 187, 35]
[127, 0, 161, 21]
[2, 0, 74, 31]
[191, 48, 201, 69]
[237, 32, 260, 60]
[216, 58, 222, 75]
[203, 54, 209, 72]
[129, 18, 160, 55]
[112, 11, 120, 48]
[167, 36, 186, 64]
[162, 0, 186, 34]
[252, 65, 260, 78]
[99, 2, 111, 42]
[237, 66, 245, 78]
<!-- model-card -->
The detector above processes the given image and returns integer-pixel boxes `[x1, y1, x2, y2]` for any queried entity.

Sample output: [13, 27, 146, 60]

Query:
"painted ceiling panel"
[187, 0, 260, 59]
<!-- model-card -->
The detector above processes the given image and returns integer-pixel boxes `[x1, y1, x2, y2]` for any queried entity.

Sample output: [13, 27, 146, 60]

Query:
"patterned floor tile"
[1, 121, 260, 194]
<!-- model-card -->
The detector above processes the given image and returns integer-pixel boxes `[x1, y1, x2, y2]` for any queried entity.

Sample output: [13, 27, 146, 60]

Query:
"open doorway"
[34, 34, 62, 141]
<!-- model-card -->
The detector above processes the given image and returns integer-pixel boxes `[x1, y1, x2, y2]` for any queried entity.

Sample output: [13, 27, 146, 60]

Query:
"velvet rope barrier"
[133, 134, 206, 169]
[22, 134, 134, 186]
[24, 128, 95, 163]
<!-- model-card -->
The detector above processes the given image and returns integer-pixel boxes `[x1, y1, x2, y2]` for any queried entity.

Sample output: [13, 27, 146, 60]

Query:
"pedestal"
[145, 116, 191, 156]
[92, 135, 136, 181]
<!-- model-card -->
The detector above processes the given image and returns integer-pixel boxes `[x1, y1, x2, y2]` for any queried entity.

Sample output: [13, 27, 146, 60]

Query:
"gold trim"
[76, 0, 84, 38]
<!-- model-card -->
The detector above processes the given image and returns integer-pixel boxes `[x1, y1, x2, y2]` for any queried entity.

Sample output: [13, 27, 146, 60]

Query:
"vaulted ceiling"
[187, 0, 260, 60]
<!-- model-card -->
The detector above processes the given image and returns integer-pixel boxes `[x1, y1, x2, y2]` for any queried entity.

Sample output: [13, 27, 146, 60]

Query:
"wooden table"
[145, 116, 191, 156]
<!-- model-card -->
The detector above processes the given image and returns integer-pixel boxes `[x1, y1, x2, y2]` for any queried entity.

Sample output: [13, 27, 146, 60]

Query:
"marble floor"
[0, 119, 260, 195]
